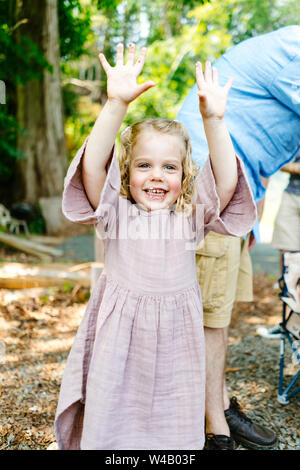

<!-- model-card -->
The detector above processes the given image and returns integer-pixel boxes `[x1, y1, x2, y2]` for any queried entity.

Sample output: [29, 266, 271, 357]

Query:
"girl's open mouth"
[144, 188, 168, 199]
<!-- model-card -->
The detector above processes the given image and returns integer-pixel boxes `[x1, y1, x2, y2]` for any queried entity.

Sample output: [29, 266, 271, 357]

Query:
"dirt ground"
[0, 247, 299, 451]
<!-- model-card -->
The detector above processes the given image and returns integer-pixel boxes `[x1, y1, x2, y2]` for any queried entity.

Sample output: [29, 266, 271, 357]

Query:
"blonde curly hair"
[119, 118, 199, 214]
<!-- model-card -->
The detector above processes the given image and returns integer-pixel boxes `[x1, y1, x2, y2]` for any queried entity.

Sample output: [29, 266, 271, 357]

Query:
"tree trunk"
[14, 0, 67, 205]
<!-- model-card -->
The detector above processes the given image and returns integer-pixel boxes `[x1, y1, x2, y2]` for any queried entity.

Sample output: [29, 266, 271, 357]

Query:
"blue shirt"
[177, 26, 300, 239]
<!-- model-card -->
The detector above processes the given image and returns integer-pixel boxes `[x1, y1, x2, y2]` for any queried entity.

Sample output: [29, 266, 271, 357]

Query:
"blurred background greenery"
[0, 0, 299, 233]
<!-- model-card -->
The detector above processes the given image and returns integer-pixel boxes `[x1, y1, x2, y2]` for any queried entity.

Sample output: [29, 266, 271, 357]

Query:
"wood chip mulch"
[0, 252, 299, 450]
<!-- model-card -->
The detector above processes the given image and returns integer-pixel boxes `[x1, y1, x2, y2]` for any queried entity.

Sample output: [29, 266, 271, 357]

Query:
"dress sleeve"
[62, 138, 121, 233]
[194, 154, 257, 242]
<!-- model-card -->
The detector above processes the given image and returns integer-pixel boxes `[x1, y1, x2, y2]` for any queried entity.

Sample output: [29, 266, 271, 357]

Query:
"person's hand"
[196, 61, 233, 120]
[248, 232, 256, 251]
[99, 43, 156, 106]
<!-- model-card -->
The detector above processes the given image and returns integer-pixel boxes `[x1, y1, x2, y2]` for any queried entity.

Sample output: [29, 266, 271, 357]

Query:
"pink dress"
[55, 139, 256, 450]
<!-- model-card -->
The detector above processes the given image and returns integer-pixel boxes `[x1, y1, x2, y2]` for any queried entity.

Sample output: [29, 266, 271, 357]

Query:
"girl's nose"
[150, 167, 164, 180]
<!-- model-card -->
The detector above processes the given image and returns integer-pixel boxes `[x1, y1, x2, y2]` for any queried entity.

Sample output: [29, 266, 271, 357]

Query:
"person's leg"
[257, 249, 284, 338]
[205, 325, 233, 428]
[224, 237, 277, 449]
[198, 234, 277, 449]
[196, 233, 240, 445]
[204, 326, 230, 436]
[222, 326, 230, 411]
[272, 192, 300, 254]
[262, 191, 300, 337]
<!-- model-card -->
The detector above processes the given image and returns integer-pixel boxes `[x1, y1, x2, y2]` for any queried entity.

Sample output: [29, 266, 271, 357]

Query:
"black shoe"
[204, 433, 237, 450]
[225, 397, 277, 450]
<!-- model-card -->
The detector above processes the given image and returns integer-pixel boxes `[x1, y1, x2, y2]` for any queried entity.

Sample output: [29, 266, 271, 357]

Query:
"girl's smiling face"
[129, 130, 184, 211]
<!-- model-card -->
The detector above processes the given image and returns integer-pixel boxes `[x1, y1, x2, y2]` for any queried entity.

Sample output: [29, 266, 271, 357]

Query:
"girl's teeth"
[146, 189, 165, 194]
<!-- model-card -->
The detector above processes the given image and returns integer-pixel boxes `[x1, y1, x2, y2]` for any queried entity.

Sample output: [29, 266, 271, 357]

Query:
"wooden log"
[0, 232, 63, 260]
[0, 262, 95, 289]
[0, 276, 90, 289]
[28, 235, 66, 246]
[69, 262, 103, 272]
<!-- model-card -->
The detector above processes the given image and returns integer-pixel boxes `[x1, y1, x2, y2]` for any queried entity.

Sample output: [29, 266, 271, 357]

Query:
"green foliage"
[123, 0, 233, 124]
[96, 0, 123, 9]
[58, 0, 93, 62]
[0, 108, 26, 190]
[188, 0, 300, 45]
[40, 294, 50, 304]
[28, 214, 47, 235]
[62, 282, 75, 293]
[0, 19, 51, 85]
[123, 38, 195, 124]
[65, 97, 100, 162]
[0, 0, 95, 184]
[0, 31, 48, 84]
[0, 0, 52, 129]
[0, 0, 52, 183]
[0, 109, 24, 159]
[117, 0, 300, 127]
[2, 0, 300, 191]
[139, 0, 202, 43]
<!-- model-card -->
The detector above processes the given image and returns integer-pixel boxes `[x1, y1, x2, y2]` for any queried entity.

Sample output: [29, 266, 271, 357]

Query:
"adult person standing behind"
[272, 153, 300, 257]
[177, 25, 300, 450]
[258, 153, 300, 339]
[257, 153, 300, 339]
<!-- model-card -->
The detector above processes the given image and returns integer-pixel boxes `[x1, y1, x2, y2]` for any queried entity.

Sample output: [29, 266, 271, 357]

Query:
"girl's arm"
[196, 61, 237, 212]
[82, 43, 155, 210]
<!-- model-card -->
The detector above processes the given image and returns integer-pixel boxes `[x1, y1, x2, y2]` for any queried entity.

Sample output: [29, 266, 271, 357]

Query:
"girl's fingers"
[197, 91, 207, 102]
[98, 53, 111, 73]
[116, 43, 124, 65]
[136, 80, 156, 96]
[135, 47, 147, 74]
[224, 76, 234, 94]
[127, 43, 135, 65]
[195, 62, 204, 89]
[204, 61, 212, 84]
[212, 67, 218, 85]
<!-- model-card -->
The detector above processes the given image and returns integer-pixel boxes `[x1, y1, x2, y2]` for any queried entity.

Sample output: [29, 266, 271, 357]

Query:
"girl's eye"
[138, 163, 149, 168]
[165, 165, 176, 170]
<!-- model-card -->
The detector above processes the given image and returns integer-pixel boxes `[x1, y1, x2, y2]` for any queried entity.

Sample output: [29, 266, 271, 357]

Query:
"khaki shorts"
[196, 232, 253, 328]
[271, 191, 300, 251]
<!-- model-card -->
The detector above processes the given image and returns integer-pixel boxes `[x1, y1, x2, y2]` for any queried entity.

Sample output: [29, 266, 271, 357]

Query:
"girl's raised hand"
[196, 61, 233, 120]
[99, 43, 156, 106]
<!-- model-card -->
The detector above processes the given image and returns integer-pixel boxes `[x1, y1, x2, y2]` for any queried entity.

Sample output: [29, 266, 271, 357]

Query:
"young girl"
[55, 43, 256, 450]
